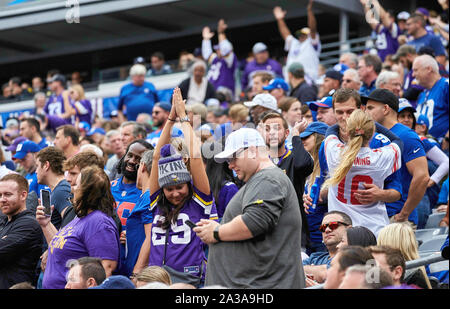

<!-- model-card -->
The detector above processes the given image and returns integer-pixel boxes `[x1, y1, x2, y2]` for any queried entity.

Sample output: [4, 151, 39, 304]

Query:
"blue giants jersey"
[416, 77, 449, 139]
[110, 177, 142, 230]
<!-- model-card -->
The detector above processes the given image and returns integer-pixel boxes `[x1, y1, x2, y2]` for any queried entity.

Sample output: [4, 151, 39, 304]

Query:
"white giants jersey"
[324, 135, 401, 236]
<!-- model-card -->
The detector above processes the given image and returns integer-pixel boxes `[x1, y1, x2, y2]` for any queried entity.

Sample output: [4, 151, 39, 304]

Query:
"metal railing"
[319, 35, 373, 67]
[305, 252, 447, 289]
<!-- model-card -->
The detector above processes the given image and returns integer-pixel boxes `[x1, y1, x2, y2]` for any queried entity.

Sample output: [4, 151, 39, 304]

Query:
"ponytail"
[324, 110, 375, 187]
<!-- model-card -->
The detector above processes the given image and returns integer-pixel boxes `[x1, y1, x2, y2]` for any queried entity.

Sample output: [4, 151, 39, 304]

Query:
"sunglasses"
[225, 147, 249, 164]
[319, 221, 349, 233]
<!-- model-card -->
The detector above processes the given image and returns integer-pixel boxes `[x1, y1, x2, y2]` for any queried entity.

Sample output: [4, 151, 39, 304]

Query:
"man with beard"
[260, 112, 313, 252]
[110, 139, 153, 276]
[146, 102, 182, 147]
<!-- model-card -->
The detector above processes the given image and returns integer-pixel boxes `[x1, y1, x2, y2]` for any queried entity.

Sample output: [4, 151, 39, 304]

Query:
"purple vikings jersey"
[241, 59, 283, 89]
[148, 186, 218, 278]
[375, 23, 399, 61]
[73, 99, 93, 124]
[207, 54, 238, 94]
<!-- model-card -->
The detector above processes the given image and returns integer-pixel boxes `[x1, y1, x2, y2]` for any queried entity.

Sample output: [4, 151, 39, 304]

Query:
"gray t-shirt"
[205, 166, 305, 289]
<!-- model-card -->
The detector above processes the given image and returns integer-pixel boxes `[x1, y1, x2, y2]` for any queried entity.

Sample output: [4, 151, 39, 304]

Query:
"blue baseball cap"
[263, 78, 289, 92]
[89, 275, 135, 289]
[398, 98, 416, 113]
[416, 114, 429, 128]
[333, 63, 349, 75]
[299, 121, 329, 139]
[154, 101, 172, 112]
[87, 127, 106, 136]
[6, 136, 27, 152]
[13, 140, 40, 159]
[78, 121, 91, 132]
[306, 96, 333, 111]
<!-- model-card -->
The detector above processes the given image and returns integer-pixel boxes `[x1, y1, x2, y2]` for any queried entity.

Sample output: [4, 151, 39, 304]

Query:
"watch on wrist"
[213, 225, 222, 242]
[179, 115, 190, 123]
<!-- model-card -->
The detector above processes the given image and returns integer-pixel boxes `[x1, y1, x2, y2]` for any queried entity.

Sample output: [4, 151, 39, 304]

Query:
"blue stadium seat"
[419, 235, 448, 252]
[424, 212, 446, 229]
[415, 227, 449, 243]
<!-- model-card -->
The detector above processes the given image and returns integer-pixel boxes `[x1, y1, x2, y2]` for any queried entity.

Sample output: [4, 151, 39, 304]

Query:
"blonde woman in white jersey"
[324, 110, 401, 236]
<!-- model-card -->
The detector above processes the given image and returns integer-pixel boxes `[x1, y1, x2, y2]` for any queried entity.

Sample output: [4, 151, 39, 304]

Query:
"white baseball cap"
[397, 11, 410, 21]
[214, 128, 266, 163]
[244, 93, 280, 112]
[252, 42, 268, 54]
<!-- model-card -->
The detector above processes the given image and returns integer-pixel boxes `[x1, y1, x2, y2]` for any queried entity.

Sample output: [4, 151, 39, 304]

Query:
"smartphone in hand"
[40, 189, 51, 217]
[185, 220, 197, 229]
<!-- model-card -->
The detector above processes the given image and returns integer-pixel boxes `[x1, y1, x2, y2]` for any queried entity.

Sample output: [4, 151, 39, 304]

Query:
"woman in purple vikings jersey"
[148, 88, 218, 286]
[69, 84, 93, 124]
[37, 166, 120, 289]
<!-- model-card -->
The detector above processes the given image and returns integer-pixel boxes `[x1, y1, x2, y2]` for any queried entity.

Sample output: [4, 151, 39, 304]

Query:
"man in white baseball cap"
[244, 93, 280, 124]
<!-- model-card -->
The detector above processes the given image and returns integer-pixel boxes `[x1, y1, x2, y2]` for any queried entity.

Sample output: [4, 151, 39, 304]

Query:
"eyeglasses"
[343, 79, 354, 83]
[225, 147, 249, 164]
[319, 221, 349, 233]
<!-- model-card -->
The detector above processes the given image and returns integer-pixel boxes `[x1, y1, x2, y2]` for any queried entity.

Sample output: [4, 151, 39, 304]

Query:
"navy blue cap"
[13, 140, 40, 159]
[306, 96, 333, 111]
[154, 102, 171, 112]
[300, 121, 329, 139]
[89, 275, 135, 289]
[325, 69, 343, 82]
[263, 78, 289, 92]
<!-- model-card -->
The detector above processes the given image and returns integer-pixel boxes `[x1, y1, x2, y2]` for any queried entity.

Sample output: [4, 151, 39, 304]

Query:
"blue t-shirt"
[50, 179, 72, 230]
[118, 81, 159, 121]
[123, 190, 153, 277]
[437, 177, 449, 205]
[416, 77, 449, 139]
[385, 123, 427, 224]
[302, 251, 331, 267]
[359, 80, 376, 97]
[25, 172, 50, 197]
[38, 137, 51, 149]
[407, 33, 447, 57]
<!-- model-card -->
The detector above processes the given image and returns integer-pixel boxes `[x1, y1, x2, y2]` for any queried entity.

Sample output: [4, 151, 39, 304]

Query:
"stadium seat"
[419, 235, 448, 252]
[424, 212, 446, 229]
[415, 227, 449, 243]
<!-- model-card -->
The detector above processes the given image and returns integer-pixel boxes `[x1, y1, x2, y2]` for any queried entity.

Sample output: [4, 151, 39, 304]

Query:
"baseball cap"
[214, 40, 233, 57]
[5, 118, 19, 128]
[133, 56, 145, 64]
[214, 128, 266, 163]
[263, 78, 289, 92]
[6, 136, 27, 152]
[49, 74, 66, 84]
[110, 110, 119, 118]
[288, 62, 305, 75]
[89, 275, 135, 289]
[244, 93, 280, 112]
[415, 7, 429, 17]
[392, 45, 416, 61]
[416, 114, 429, 128]
[78, 121, 91, 132]
[333, 63, 349, 75]
[306, 96, 333, 112]
[295, 27, 311, 37]
[252, 42, 267, 54]
[418, 46, 436, 57]
[299, 122, 329, 139]
[397, 11, 410, 21]
[13, 141, 40, 160]
[86, 127, 106, 136]
[361, 88, 399, 112]
[325, 69, 343, 82]
[398, 98, 416, 113]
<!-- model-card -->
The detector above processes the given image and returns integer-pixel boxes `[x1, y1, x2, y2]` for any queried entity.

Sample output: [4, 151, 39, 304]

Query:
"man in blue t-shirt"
[406, 14, 447, 66]
[110, 140, 153, 276]
[19, 118, 51, 150]
[118, 64, 159, 122]
[413, 55, 449, 139]
[146, 102, 182, 147]
[364, 89, 429, 226]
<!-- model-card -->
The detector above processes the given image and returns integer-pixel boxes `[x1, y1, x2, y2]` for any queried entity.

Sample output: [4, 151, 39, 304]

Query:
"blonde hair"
[228, 103, 249, 123]
[186, 103, 207, 122]
[135, 266, 172, 286]
[378, 223, 432, 289]
[324, 110, 375, 187]
[70, 84, 86, 100]
[307, 133, 326, 192]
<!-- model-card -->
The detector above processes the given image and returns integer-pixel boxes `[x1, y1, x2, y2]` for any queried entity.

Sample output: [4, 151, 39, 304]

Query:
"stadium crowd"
[0, 0, 449, 290]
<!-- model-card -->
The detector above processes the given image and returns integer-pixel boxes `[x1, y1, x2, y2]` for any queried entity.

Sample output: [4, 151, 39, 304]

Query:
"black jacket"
[277, 136, 314, 246]
[178, 78, 217, 104]
[0, 210, 43, 289]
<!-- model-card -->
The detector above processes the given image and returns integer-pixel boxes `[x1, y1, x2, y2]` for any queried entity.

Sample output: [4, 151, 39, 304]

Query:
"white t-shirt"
[285, 34, 321, 82]
[324, 135, 401, 236]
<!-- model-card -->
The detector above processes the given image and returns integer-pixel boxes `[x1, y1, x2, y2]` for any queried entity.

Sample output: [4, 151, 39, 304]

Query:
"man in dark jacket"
[0, 174, 43, 289]
[260, 111, 314, 250]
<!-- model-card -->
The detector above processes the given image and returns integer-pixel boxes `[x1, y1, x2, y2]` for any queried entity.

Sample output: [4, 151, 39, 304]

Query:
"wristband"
[213, 225, 222, 242]
[167, 117, 176, 122]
